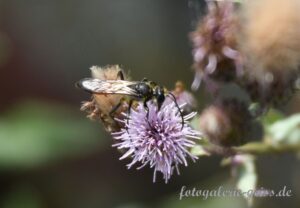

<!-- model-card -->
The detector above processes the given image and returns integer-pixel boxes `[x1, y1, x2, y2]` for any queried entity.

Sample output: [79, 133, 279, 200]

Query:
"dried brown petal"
[80, 65, 129, 132]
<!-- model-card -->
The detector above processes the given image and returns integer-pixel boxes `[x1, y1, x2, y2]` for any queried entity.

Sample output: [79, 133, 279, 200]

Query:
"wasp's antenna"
[167, 92, 184, 129]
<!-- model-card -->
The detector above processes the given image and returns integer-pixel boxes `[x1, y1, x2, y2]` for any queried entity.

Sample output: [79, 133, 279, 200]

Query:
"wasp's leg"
[168, 92, 184, 129]
[143, 98, 152, 118]
[109, 101, 122, 118]
[109, 99, 124, 118]
[126, 99, 134, 126]
[144, 101, 149, 119]
[143, 98, 154, 128]
[117, 70, 125, 80]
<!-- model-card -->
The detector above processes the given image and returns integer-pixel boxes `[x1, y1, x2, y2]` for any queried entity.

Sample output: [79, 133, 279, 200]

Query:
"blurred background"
[0, 0, 299, 207]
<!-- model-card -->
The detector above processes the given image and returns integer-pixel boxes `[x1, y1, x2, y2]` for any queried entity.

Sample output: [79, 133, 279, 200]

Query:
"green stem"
[232, 142, 300, 155]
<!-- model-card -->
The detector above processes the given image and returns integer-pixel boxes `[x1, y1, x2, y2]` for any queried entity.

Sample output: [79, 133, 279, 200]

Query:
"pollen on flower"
[111, 102, 202, 183]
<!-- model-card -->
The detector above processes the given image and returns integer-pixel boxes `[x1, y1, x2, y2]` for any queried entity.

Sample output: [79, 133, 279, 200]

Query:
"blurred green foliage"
[0, 101, 105, 169]
[260, 108, 284, 129]
[268, 113, 300, 145]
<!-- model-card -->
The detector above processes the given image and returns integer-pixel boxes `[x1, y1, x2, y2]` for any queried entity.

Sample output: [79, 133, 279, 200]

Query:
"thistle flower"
[240, 0, 300, 72]
[112, 102, 202, 183]
[190, 0, 242, 90]
[239, 0, 300, 105]
[80, 65, 128, 132]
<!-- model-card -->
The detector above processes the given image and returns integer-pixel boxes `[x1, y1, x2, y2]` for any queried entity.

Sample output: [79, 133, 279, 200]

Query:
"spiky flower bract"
[112, 102, 202, 183]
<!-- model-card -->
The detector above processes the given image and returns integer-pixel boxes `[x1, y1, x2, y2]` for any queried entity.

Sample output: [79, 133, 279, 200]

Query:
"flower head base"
[199, 98, 251, 146]
[112, 102, 202, 183]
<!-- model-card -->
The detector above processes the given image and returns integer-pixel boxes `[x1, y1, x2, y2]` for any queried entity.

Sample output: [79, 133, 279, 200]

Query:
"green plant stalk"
[198, 138, 300, 156]
[232, 142, 300, 155]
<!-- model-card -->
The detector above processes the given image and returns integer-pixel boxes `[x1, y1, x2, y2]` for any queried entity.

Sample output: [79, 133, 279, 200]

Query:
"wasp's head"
[154, 86, 165, 111]
[135, 82, 153, 98]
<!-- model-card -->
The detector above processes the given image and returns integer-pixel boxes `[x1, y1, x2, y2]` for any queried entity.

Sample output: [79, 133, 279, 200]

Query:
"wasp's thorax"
[133, 82, 153, 99]
[130, 81, 166, 111]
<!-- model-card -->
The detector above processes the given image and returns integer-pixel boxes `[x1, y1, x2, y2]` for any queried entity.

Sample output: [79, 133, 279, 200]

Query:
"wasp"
[76, 71, 184, 128]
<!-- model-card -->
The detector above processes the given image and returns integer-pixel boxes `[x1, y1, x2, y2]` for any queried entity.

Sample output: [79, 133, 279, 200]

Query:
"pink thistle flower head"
[190, 0, 242, 90]
[112, 102, 202, 183]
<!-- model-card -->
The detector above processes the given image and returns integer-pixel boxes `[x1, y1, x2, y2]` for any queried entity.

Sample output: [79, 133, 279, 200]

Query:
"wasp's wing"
[76, 78, 139, 96]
